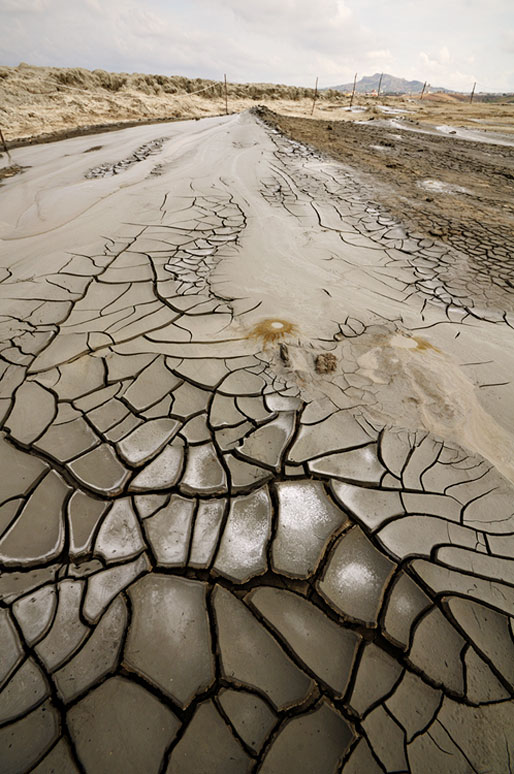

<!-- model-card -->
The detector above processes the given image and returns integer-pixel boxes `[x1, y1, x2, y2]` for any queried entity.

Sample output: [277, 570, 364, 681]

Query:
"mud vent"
[247, 318, 297, 346]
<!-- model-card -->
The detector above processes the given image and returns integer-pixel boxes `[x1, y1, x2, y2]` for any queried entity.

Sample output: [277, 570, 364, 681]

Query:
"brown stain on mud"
[246, 318, 298, 346]
[0, 164, 27, 182]
[412, 335, 441, 353]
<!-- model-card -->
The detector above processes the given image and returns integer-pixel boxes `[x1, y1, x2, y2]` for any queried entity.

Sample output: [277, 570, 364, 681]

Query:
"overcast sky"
[1, 0, 513, 92]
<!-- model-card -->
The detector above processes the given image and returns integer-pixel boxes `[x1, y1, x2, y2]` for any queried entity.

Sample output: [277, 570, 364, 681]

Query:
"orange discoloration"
[246, 318, 298, 346]
[412, 335, 441, 353]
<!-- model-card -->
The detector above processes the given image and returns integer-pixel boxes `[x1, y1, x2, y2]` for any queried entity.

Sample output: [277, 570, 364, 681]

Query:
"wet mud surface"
[257, 106, 514, 298]
[0, 112, 513, 773]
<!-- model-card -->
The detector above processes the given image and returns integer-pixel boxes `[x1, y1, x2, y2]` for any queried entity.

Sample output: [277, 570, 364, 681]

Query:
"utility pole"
[350, 72, 357, 108]
[470, 82, 476, 103]
[377, 72, 383, 99]
[224, 74, 228, 115]
[419, 81, 427, 100]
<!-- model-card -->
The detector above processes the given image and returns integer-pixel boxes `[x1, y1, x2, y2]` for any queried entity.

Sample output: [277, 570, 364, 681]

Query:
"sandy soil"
[1, 63, 513, 145]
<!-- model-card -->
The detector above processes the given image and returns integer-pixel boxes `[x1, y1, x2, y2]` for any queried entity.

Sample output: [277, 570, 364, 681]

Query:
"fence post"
[470, 82, 476, 103]
[0, 127, 9, 159]
[350, 73, 357, 108]
[224, 74, 228, 115]
[311, 76, 319, 115]
[377, 72, 383, 99]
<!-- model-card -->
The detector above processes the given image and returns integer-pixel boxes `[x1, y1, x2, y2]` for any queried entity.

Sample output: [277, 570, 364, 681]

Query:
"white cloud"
[366, 50, 393, 61]
[194, 0, 369, 83]
[0, 0, 48, 12]
[502, 30, 514, 52]
[215, 0, 353, 36]
[419, 48, 477, 91]
[0, 0, 512, 91]
[439, 46, 450, 65]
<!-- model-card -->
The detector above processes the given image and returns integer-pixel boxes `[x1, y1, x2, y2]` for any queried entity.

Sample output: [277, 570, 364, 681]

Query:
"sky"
[1, 0, 513, 92]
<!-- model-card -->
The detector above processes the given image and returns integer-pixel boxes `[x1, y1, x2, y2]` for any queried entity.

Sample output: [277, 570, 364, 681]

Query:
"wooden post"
[224, 74, 228, 115]
[377, 72, 383, 99]
[0, 127, 9, 158]
[311, 76, 319, 115]
[470, 82, 476, 103]
[350, 73, 357, 108]
[419, 81, 427, 100]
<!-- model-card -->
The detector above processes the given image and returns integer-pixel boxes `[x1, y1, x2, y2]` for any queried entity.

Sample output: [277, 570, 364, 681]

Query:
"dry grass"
[1, 63, 513, 144]
[0, 63, 321, 141]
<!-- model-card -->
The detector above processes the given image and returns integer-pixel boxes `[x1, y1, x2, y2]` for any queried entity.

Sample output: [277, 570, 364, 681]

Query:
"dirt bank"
[0, 63, 323, 143]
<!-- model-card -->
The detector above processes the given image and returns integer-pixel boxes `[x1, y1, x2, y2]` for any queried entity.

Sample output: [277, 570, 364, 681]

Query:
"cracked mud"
[0, 109, 513, 774]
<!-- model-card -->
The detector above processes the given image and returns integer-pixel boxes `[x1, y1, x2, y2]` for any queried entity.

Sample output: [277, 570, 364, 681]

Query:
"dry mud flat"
[0, 110, 513, 773]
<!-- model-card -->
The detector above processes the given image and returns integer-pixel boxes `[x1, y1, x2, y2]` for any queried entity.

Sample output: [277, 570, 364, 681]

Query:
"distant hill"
[325, 73, 450, 95]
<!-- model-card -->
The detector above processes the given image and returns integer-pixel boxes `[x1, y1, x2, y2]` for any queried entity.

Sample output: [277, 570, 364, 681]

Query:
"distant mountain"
[324, 73, 450, 95]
